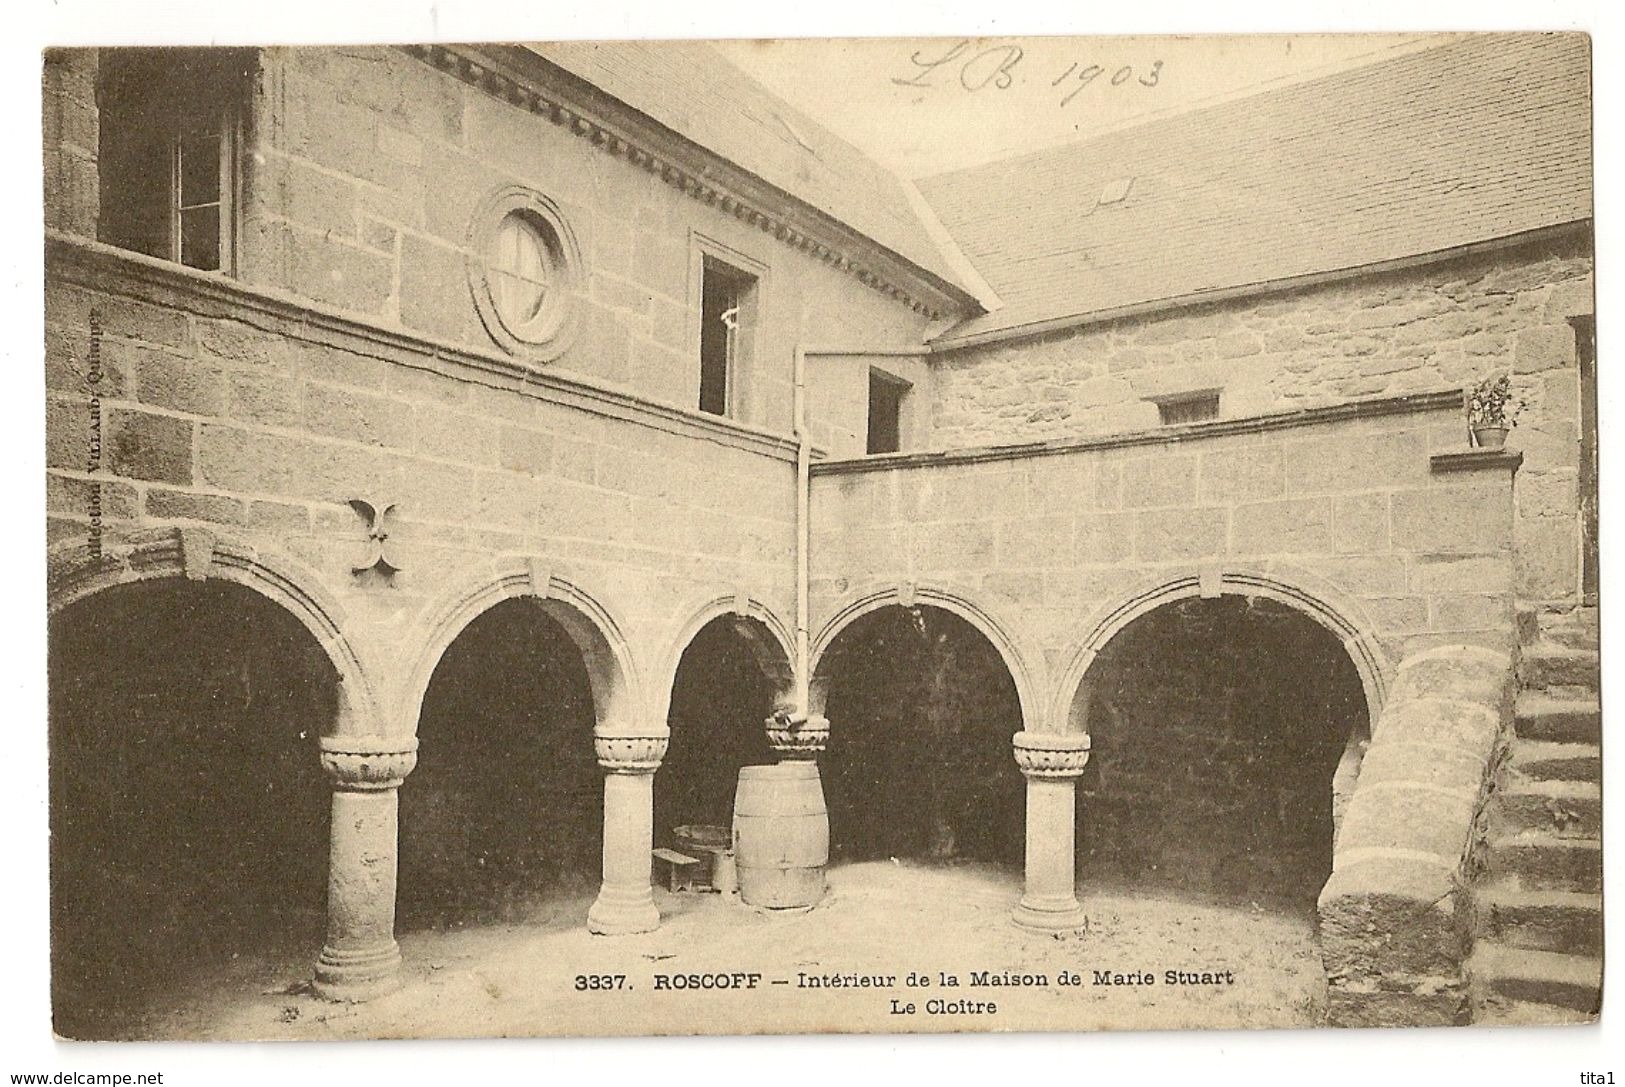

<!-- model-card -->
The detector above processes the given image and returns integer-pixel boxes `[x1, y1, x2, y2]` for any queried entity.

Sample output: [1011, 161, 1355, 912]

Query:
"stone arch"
[809, 582, 1044, 732]
[401, 557, 642, 739]
[1051, 563, 1393, 738]
[46, 526, 378, 735]
[652, 594, 796, 725]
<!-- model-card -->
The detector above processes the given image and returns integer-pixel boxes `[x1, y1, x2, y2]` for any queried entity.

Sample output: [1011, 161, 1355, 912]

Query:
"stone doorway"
[48, 579, 334, 1039]
[1074, 595, 1368, 909]
[399, 599, 601, 930]
[816, 605, 1025, 868]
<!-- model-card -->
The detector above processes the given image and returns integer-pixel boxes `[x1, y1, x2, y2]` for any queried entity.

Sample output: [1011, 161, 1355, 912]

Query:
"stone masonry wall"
[46, 240, 801, 732]
[930, 235, 1595, 606]
[46, 46, 936, 448]
[810, 397, 1523, 729]
[244, 47, 935, 438]
[42, 51, 99, 238]
[806, 353, 933, 459]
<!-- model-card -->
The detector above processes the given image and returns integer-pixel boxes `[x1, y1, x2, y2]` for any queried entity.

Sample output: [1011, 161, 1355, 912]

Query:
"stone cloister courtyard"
[36, 34, 1598, 1046]
[81, 860, 1330, 1041]
[49, 571, 1367, 1041]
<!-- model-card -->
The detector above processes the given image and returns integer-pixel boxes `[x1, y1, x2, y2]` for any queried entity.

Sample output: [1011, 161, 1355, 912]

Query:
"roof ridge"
[916, 32, 1590, 339]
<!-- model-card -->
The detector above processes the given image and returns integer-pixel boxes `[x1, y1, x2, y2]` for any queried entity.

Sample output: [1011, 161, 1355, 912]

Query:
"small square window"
[1156, 391, 1221, 426]
[867, 370, 910, 454]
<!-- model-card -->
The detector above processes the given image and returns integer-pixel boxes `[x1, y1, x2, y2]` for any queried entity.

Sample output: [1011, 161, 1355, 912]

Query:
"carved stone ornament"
[319, 734, 420, 790]
[349, 498, 402, 578]
[765, 713, 830, 759]
[1011, 730, 1091, 779]
[594, 733, 669, 773]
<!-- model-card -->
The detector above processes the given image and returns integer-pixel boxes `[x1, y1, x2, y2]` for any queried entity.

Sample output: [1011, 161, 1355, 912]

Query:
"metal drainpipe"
[792, 343, 811, 713]
[791, 343, 932, 714]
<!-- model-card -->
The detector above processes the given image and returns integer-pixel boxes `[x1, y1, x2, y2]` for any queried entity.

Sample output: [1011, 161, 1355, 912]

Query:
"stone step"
[1536, 607, 1600, 651]
[1473, 997, 1599, 1027]
[1494, 778, 1601, 838]
[1487, 832, 1603, 893]
[1469, 944, 1602, 1017]
[1478, 884, 1603, 956]
[1514, 693, 1601, 744]
[1508, 739, 1601, 782]
[1518, 645, 1600, 692]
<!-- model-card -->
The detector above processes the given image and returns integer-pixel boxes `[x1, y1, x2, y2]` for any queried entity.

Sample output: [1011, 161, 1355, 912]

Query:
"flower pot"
[1473, 425, 1509, 449]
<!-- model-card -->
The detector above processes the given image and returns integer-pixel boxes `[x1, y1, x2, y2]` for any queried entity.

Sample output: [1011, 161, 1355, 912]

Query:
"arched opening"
[1073, 595, 1368, 909]
[49, 579, 333, 1039]
[816, 605, 1024, 868]
[400, 598, 601, 930]
[656, 616, 781, 845]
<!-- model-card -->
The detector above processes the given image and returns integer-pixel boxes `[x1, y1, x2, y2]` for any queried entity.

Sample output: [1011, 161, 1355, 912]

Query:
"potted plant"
[1467, 374, 1524, 449]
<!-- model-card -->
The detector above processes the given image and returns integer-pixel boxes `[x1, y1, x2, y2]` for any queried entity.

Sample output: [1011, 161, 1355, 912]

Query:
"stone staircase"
[1469, 606, 1603, 1025]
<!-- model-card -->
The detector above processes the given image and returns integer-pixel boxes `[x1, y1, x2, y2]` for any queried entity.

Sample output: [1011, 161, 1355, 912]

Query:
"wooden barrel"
[733, 762, 828, 908]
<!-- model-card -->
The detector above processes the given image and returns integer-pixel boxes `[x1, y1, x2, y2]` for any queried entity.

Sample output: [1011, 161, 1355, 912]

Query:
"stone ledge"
[1431, 448, 1525, 474]
[814, 389, 1466, 475]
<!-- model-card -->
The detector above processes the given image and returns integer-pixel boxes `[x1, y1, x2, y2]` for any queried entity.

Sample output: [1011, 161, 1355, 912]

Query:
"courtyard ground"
[71, 860, 1330, 1040]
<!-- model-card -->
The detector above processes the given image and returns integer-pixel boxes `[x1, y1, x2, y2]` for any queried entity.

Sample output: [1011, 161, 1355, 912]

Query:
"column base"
[587, 883, 660, 935]
[1011, 895, 1088, 934]
[313, 940, 403, 1002]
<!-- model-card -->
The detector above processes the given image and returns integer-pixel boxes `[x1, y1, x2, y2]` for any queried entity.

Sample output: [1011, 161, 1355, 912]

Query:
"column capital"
[1012, 730, 1091, 779]
[319, 734, 418, 791]
[594, 732, 669, 774]
[765, 714, 829, 760]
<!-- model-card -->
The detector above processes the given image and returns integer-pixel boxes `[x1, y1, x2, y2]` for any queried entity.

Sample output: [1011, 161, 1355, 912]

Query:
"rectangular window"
[698, 256, 755, 417]
[1156, 391, 1221, 426]
[97, 48, 251, 273]
[867, 369, 910, 454]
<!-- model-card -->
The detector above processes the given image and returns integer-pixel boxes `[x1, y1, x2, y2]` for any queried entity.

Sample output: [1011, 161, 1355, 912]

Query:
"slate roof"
[530, 40, 975, 303]
[917, 33, 1593, 341]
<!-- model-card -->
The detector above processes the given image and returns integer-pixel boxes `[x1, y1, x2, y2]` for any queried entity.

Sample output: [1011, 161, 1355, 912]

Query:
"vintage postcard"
[39, 30, 1597, 1044]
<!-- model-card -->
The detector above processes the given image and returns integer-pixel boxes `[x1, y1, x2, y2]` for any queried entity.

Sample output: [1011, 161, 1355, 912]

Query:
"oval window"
[468, 188, 581, 362]
[489, 211, 556, 331]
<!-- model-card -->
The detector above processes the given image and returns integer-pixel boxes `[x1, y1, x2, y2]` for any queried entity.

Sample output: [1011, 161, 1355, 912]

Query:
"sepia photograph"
[11, 0, 1613, 1077]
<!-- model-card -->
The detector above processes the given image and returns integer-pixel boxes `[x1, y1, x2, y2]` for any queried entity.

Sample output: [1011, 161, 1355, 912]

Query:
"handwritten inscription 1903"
[892, 39, 1163, 107]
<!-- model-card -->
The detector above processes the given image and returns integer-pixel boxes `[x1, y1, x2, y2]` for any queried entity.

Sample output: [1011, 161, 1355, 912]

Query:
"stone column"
[1010, 730, 1091, 933]
[587, 732, 669, 935]
[765, 713, 830, 761]
[314, 734, 418, 1002]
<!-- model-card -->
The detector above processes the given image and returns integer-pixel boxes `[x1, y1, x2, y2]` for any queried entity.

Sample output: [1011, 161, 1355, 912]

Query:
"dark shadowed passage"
[818, 606, 1025, 867]
[401, 599, 600, 929]
[1076, 595, 1367, 909]
[657, 617, 778, 843]
[49, 580, 333, 1040]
